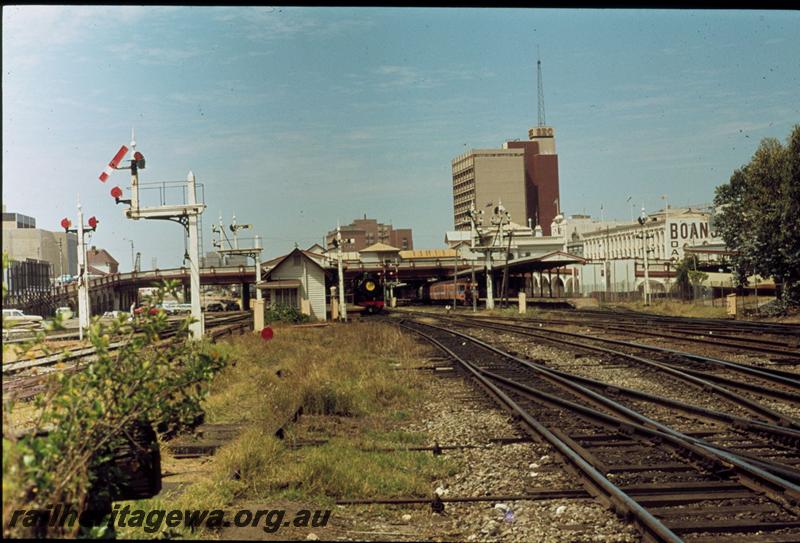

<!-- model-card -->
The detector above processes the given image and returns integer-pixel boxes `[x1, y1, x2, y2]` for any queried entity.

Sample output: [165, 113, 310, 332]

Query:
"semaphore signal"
[99, 145, 129, 182]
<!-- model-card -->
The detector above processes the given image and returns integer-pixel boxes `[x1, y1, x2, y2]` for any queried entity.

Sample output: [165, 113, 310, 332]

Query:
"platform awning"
[259, 279, 302, 290]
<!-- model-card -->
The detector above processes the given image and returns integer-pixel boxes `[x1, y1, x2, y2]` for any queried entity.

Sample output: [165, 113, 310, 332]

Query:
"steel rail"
[3, 319, 250, 403]
[562, 308, 800, 335]
[2, 313, 251, 375]
[401, 323, 800, 540]
[415, 312, 800, 428]
[473, 316, 800, 397]
[408, 319, 800, 499]
[421, 310, 800, 384]
[399, 321, 685, 543]
[474, 314, 800, 354]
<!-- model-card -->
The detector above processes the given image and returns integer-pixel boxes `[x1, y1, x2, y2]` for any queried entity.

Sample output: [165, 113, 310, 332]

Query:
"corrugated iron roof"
[399, 249, 458, 259]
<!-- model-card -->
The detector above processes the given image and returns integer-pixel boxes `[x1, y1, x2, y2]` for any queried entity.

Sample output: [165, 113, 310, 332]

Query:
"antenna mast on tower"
[537, 46, 546, 127]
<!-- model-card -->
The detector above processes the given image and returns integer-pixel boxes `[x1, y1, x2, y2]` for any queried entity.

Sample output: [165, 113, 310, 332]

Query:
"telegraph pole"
[336, 224, 348, 322]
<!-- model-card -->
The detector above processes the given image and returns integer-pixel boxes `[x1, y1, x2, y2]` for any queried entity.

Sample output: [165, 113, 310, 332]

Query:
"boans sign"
[665, 219, 717, 260]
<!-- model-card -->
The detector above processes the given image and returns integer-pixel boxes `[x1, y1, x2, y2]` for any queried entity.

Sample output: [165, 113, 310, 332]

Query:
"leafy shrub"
[2, 280, 228, 538]
[264, 303, 310, 324]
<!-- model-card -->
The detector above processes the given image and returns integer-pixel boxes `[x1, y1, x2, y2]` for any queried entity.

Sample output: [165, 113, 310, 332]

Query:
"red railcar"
[424, 280, 474, 306]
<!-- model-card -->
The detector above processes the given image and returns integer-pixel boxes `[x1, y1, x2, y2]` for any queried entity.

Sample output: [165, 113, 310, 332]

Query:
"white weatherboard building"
[260, 248, 327, 321]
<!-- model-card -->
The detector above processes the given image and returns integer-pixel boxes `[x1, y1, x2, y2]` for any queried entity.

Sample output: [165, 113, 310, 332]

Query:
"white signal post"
[482, 199, 511, 311]
[104, 132, 207, 338]
[62, 199, 98, 341]
[76, 201, 89, 339]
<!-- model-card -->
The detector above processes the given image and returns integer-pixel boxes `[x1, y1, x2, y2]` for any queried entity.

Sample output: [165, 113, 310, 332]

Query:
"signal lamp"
[88, 216, 98, 230]
[111, 186, 123, 199]
[61, 218, 71, 231]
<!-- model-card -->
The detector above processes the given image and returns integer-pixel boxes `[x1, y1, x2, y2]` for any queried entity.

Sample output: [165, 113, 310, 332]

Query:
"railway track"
[406, 307, 800, 359]
[407, 311, 800, 427]
[2, 314, 251, 401]
[401, 314, 800, 480]
[400, 318, 800, 542]
[567, 307, 800, 336]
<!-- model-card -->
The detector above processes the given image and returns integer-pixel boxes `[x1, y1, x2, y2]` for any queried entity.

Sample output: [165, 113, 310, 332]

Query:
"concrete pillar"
[331, 287, 339, 321]
[253, 298, 264, 332]
[518, 291, 526, 314]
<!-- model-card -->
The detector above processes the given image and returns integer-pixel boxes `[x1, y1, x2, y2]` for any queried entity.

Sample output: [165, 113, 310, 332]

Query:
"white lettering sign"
[665, 219, 715, 260]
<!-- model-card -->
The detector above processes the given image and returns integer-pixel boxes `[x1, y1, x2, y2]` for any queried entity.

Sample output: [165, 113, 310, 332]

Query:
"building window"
[272, 288, 299, 309]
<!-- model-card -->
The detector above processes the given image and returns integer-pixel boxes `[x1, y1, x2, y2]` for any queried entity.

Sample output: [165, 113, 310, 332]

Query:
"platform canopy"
[453, 250, 585, 278]
[505, 250, 586, 272]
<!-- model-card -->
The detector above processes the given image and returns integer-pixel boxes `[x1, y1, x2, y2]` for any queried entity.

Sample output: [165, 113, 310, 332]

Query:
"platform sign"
[665, 218, 716, 260]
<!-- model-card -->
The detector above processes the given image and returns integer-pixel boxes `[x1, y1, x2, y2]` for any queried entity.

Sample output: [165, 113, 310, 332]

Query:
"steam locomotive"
[353, 272, 384, 314]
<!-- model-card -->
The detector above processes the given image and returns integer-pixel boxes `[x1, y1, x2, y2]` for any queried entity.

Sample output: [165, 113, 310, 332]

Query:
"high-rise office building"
[451, 126, 560, 235]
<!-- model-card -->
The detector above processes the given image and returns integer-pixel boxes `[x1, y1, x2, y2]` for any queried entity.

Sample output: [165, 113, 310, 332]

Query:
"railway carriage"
[421, 279, 475, 306]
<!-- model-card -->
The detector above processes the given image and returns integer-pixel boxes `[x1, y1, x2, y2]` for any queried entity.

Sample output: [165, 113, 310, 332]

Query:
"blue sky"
[3, 7, 799, 267]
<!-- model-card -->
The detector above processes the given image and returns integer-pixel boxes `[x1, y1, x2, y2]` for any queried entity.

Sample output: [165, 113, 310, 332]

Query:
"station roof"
[452, 250, 585, 278]
[399, 249, 458, 259]
[444, 231, 472, 244]
[506, 250, 587, 270]
[263, 248, 326, 280]
[361, 242, 400, 252]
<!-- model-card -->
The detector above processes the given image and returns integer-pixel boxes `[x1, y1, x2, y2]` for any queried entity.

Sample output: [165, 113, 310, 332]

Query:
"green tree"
[674, 254, 699, 299]
[713, 124, 800, 308]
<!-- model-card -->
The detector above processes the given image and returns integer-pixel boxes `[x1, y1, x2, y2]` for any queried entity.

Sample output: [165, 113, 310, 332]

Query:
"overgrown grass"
[118, 322, 454, 539]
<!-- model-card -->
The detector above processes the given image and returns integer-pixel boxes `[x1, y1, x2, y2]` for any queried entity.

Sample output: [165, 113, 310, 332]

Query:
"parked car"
[102, 310, 132, 322]
[205, 302, 224, 312]
[161, 301, 180, 315]
[2, 309, 44, 328]
[176, 303, 193, 313]
[55, 306, 73, 320]
[224, 301, 241, 311]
